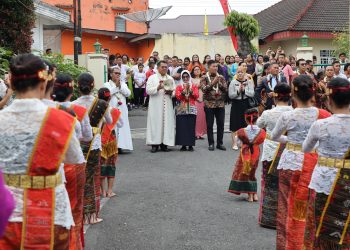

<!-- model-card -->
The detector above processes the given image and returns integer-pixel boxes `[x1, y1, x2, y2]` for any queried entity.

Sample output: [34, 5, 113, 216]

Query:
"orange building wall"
[61, 30, 155, 60]
[43, 0, 148, 34]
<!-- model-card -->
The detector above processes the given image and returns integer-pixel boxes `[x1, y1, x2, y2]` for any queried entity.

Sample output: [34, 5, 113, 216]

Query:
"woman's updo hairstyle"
[53, 73, 74, 102]
[274, 83, 291, 102]
[10, 53, 47, 93]
[78, 72, 94, 95]
[327, 78, 350, 108]
[98, 87, 111, 102]
[292, 75, 314, 102]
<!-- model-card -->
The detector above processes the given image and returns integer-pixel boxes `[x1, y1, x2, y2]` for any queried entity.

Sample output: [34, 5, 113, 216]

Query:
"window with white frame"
[115, 16, 126, 32]
[320, 50, 336, 64]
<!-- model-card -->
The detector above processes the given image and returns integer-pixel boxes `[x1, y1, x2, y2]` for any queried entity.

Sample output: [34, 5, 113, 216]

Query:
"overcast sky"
[149, 0, 282, 18]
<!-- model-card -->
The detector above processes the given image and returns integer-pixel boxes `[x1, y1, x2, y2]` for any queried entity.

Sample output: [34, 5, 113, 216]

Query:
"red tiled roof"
[254, 0, 349, 40]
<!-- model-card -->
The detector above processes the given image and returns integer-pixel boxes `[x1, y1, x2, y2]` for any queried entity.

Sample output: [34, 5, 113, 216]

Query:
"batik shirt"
[257, 105, 293, 162]
[200, 74, 227, 108]
[303, 114, 350, 195]
[271, 107, 320, 171]
[0, 99, 84, 229]
[73, 95, 112, 151]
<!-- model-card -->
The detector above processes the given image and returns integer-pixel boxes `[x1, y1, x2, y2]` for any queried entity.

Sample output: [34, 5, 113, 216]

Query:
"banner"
[218, 0, 238, 51]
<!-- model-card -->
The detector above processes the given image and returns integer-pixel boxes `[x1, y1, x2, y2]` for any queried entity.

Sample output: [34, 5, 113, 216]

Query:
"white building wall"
[32, 16, 44, 51]
[154, 33, 237, 59]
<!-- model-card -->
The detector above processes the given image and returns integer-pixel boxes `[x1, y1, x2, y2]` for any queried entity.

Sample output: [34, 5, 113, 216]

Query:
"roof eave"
[34, 0, 70, 24]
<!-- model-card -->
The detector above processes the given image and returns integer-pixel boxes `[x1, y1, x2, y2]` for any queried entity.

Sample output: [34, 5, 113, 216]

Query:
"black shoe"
[188, 146, 194, 152]
[180, 146, 187, 151]
[160, 145, 170, 152]
[216, 145, 227, 151]
[208, 145, 215, 151]
[151, 146, 158, 153]
[118, 148, 123, 154]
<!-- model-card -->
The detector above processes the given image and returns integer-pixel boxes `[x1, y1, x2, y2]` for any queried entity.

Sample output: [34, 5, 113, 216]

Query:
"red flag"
[218, 0, 238, 51]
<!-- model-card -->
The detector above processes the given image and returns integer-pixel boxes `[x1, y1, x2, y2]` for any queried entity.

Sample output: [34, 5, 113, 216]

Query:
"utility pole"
[73, 0, 82, 64]
[73, 0, 77, 64]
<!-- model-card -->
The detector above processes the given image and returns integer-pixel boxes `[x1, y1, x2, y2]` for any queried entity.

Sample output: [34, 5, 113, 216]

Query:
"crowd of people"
[0, 47, 349, 250]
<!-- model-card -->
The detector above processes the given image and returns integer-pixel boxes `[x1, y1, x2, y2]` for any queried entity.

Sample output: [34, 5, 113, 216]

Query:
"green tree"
[42, 53, 89, 100]
[0, 47, 14, 78]
[224, 11, 260, 57]
[0, 0, 36, 53]
[332, 29, 350, 58]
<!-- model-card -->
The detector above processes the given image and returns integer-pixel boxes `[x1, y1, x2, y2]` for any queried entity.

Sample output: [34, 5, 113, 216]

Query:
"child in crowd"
[228, 108, 266, 202]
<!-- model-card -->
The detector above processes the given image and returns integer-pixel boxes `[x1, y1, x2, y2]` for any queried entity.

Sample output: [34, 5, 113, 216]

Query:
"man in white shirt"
[113, 55, 131, 82]
[333, 60, 348, 79]
[133, 64, 147, 108]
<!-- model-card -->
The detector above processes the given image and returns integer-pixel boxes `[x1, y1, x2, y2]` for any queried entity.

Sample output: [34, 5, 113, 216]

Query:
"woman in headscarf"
[175, 70, 199, 151]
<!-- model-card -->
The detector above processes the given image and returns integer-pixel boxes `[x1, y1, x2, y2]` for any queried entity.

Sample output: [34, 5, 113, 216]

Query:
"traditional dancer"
[53, 73, 93, 249]
[98, 88, 122, 198]
[302, 77, 350, 249]
[73, 73, 112, 224]
[0, 54, 85, 249]
[228, 108, 266, 202]
[271, 75, 331, 250]
[257, 83, 293, 229]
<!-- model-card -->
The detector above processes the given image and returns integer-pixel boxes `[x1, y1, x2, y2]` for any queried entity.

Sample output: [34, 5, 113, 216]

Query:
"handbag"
[247, 96, 259, 108]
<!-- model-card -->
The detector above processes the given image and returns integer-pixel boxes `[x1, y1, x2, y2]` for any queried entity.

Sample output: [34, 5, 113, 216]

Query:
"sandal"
[107, 192, 117, 198]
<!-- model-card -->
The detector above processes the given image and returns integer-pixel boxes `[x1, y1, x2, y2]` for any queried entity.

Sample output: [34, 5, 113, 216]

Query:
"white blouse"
[72, 95, 112, 151]
[303, 114, 350, 195]
[271, 107, 320, 171]
[257, 105, 293, 162]
[0, 99, 85, 229]
[60, 101, 93, 142]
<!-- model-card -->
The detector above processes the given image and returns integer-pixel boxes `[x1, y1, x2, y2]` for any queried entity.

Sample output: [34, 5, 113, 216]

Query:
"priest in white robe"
[146, 60, 176, 153]
[103, 66, 133, 151]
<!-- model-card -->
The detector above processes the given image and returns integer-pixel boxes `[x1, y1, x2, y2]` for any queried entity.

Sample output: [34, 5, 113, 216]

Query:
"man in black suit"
[255, 62, 287, 110]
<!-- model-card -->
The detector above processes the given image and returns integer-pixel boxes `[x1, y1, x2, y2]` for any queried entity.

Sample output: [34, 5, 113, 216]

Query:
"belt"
[92, 127, 101, 135]
[286, 143, 316, 153]
[318, 156, 350, 169]
[4, 173, 62, 189]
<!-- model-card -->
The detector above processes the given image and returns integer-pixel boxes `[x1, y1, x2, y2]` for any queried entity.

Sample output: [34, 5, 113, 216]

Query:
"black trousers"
[134, 88, 145, 106]
[204, 107, 225, 146]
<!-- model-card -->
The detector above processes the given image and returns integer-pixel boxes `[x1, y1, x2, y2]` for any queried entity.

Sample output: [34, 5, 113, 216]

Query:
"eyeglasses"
[300, 63, 306, 66]
[182, 75, 190, 79]
[113, 72, 121, 75]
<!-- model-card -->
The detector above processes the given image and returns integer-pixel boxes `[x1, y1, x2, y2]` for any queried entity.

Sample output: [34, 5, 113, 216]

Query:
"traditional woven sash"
[316, 154, 350, 245]
[101, 108, 121, 159]
[238, 128, 266, 175]
[268, 143, 286, 176]
[84, 98, 109, 160]
[292, 108, 331, 221]
[21, 107, 75, 250]
[71, 104, 87, 122]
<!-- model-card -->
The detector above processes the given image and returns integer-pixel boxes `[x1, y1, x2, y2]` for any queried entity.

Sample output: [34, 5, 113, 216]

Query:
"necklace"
[206, 72, 219, 93]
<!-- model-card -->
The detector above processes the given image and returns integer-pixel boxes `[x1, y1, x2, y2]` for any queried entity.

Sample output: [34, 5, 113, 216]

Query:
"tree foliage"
[0, 0, 36, 53]
[41, 53, 89, 100]
[224, 11, 260, 40]
[224, 11, 260, 57]
[0, 47, 14, 78]
[332, 29, 350, 58]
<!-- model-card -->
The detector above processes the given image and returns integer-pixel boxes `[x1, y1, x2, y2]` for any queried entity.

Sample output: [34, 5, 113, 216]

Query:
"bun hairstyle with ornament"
[10, 53, 53, 93]
[273, 83, 291, 102]
[98, 87, 111, 102]
[78, 72, 94, 95]
[53, 73, 74, 102]
[292, 75, 314, 102]
[327, 78, 350, 108]
[244, 108, 259, 127]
